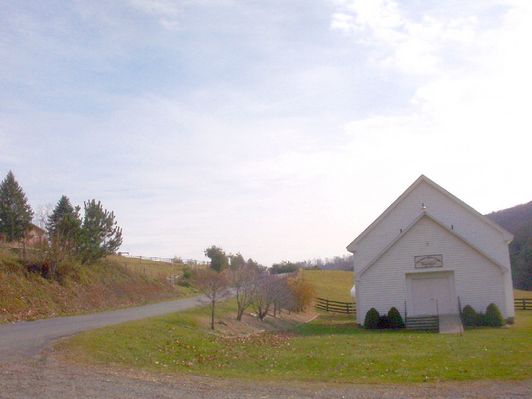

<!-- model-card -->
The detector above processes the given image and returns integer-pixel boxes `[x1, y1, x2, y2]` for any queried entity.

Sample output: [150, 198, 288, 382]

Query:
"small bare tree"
[271, 277, 295, 317]
[191, 269, 228, 330]
[252, 275, 280, 320]
[251, 273, 313, 320]
[229, 264, 258, 321]
[34, 203, 53, 230]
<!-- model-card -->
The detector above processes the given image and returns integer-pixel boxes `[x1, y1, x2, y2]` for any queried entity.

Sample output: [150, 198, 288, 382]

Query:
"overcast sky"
[1, 0, 531, 265]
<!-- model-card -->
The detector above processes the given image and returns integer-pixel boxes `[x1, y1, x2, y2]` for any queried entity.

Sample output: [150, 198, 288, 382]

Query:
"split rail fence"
[514, 298, 532, 310]
[316, 297, 531, 314]
[315, 297, 356, 315]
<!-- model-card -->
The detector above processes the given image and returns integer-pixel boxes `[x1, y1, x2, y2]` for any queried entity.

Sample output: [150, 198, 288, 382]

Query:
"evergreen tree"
[229, 253, 246, 270]
[484, 303, 505, 327]
[0, 171, 33, 242]
[387, 307, 405, 329]
[46, 195, 81, 255]
[364, 308, 380, 329]
[77, 199, 122, 264]
[204, 245, 228, 272]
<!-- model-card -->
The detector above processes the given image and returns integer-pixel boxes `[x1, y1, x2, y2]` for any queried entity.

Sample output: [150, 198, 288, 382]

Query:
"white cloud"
[325, 0, 532, 215]
[127, 0, 181, 30]
[331, 0, 482, 75]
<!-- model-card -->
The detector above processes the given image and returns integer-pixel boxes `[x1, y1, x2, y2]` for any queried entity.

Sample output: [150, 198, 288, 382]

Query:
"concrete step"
[438, 313, 463, 334]
[405, 315, 439, 331]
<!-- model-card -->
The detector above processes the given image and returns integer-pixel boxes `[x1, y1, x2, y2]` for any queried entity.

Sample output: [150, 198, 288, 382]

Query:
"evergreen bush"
[377, 315, 391, 329]
[364, 308, 380, 329]
[462, 305, 477, 327]
[476, 312, 487, 326]
[387, 307, 405, 328]
[484, 303, 505, 327]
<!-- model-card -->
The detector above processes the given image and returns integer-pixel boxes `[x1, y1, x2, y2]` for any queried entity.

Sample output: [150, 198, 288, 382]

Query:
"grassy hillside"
[514, 289, 532, 299]
[0, 250, 197, 323]
[109, 255, 196, 277]
[302, 270, 353, 302]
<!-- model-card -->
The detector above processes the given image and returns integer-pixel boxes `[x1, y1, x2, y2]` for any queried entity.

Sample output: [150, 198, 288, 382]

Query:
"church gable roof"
[347, 175, 513, 253]
[356, 211, 509, 278]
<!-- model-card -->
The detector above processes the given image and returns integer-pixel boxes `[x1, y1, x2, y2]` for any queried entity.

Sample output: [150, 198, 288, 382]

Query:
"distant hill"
[486, 201, 532, 291]
[486, 201, 532, 234]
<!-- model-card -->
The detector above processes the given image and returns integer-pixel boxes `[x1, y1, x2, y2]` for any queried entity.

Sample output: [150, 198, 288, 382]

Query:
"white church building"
[347, 175, 515, 327]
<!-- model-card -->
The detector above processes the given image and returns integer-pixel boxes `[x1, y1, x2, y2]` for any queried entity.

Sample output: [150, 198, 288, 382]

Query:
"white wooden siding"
[353, 180, 512, 276]
[356, 216, 509, 324]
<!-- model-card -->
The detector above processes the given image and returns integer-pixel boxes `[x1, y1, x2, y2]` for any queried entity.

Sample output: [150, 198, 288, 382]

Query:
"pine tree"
[77, 199, 122, 264]
[0, 171, 33, 243]
[46, 195, 81, 255]
[204, 245, 228, 272]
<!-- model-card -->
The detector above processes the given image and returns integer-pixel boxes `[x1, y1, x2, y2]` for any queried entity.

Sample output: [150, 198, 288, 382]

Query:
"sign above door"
[414, 254, 443, 269]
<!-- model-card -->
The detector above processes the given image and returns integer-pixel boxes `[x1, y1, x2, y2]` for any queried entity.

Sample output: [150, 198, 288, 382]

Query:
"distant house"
[0, 223, 46, 248]
[347, 175, 515, 326]
[25, 224, 46, 247]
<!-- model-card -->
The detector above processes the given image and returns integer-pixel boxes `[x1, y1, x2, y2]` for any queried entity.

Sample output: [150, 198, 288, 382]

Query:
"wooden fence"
[514, 298, 532, 310]
[315, 297, 531, 314]
[315, 297, 356, 315]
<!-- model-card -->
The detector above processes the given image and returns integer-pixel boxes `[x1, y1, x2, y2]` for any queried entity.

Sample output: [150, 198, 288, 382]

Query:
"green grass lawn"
[61, 299, 532, 384]
[302, 270, 353, 302]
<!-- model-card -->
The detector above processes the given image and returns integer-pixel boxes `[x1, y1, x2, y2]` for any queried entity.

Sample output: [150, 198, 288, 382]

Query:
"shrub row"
[462, 303, 505, 327]
[364, 307, 405, 329]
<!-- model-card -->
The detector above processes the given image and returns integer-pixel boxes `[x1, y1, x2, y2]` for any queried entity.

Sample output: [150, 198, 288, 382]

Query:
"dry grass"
[110, 256, 184, 277]
[112, 255, 207, 278]
[514, 289, 532, 299]
[0, 251, 197, 323]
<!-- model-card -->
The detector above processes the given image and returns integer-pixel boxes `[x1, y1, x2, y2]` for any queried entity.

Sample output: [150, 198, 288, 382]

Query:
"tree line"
[486, 201, 532, 290]
[0, 171, 122, 278]
[270, 255, 354, 274]
[193, 245, 314, 330]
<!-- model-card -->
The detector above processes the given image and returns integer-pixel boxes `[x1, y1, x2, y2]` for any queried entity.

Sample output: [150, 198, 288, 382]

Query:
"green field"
[514, 289, 532, 299]
[302, 270, 353, 302]
[61, 303, 532, 383]
[59, 269, 532, 383]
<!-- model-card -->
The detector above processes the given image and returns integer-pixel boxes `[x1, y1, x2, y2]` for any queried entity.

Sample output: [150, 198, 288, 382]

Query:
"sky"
[1, 0, 531, 265]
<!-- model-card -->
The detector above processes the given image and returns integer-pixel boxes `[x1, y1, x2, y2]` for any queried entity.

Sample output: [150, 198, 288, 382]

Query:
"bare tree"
[271, 277, 295, 317]
[34, 203, 53, 230]
[191, 269, 228, 330]
[251, 274, 313, 320]
[252, 275, 280, 320]
[229, 264, 258, 321]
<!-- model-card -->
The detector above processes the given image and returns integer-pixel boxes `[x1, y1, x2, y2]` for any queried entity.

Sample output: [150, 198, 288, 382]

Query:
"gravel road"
[0, 297, 530, 399]
[1, 353, 530, 399]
